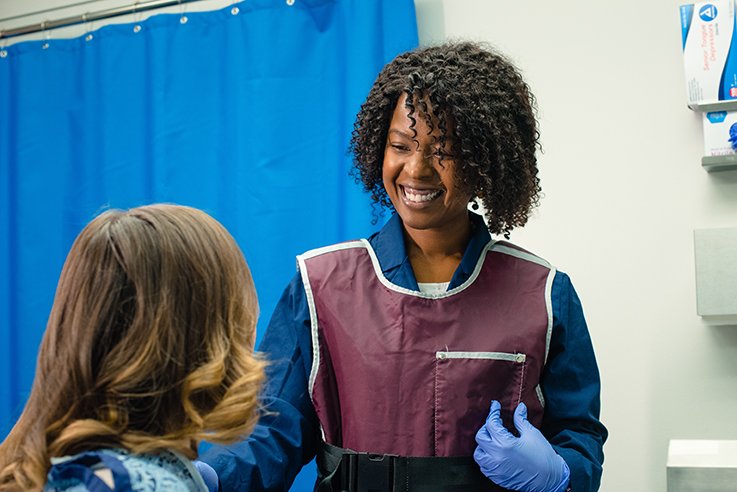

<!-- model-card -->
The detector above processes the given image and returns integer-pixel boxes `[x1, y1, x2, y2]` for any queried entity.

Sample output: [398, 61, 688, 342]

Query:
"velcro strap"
[317, 441, 508, 492]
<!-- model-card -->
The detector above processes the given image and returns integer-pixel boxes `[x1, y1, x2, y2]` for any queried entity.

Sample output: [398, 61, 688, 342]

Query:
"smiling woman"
[198, 42, 607, 492]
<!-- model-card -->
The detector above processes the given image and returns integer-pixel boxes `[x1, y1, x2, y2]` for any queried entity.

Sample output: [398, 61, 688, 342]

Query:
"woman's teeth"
[404, 189, 441, 203]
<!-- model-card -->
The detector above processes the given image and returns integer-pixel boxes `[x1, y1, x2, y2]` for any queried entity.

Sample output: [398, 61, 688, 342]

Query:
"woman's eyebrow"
[387, 128, 414, 139]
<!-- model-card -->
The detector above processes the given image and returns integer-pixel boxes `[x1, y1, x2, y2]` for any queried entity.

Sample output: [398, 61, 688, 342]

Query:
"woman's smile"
[400, 185, 444, 205]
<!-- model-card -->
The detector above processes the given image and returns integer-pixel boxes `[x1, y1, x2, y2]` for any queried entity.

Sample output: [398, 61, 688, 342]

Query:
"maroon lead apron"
[299, 239, 555, 457]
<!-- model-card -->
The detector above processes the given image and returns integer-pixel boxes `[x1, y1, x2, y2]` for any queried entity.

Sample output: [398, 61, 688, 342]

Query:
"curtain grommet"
[231, 7, 239, 15]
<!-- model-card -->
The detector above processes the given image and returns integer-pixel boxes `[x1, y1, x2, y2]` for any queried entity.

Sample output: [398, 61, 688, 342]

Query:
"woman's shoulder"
[45, 449, 205, 492]
[487, 239, 554, 270]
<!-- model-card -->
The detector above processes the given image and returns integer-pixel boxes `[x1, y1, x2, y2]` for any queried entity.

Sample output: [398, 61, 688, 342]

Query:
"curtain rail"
[0, 0, 209, 40]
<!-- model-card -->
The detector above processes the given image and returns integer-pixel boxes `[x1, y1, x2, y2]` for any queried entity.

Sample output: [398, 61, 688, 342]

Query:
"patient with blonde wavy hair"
[0, 204, 265, 492]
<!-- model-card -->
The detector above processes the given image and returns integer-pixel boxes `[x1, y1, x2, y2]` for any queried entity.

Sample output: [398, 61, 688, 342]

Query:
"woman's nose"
[405, 149, 435, 178]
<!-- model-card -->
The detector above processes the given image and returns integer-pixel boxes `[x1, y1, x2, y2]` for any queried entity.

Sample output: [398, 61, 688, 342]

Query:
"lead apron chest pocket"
[434, 351, 526, 456]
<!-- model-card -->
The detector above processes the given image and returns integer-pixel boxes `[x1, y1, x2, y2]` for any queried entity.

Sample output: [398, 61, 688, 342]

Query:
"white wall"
[3, 1, 737, 491]
[414, 1, 737, 491]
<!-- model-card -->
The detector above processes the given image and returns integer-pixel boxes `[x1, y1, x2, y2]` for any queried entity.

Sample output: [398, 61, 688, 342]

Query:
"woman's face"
[382, 94, 472, 234]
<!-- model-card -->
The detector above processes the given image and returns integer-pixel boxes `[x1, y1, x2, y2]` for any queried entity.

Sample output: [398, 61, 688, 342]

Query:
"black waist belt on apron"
[316, 440, 510, 492]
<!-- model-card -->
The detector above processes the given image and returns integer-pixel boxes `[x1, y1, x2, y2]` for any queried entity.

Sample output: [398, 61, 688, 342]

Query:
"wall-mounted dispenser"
[694, 227, 737, 323]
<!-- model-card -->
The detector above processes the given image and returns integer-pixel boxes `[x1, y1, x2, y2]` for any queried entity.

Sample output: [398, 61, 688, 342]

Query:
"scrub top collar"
[368, 211, 491, 292]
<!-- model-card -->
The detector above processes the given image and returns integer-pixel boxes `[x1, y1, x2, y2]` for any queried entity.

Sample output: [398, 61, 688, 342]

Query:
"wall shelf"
[691, 100, 737, 112]
[702, 154, 737, 172]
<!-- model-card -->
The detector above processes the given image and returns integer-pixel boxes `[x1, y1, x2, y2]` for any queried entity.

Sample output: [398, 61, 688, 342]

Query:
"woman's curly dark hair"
[349, 41, 541, 237]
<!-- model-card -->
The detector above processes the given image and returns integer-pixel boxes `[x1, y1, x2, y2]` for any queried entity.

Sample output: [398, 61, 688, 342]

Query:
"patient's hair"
[0, 204, 265, 492]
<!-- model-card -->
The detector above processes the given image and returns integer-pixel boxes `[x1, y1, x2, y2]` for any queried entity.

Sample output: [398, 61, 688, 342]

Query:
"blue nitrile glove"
[473, 401, 570, 492]
[193, 460, 219, 492]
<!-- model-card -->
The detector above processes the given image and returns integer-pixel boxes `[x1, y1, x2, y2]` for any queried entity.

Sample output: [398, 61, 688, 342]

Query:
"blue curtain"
[0, 0, 417, 473]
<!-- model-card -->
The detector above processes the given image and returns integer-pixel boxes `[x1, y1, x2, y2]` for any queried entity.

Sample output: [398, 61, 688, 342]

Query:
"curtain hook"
[179, 0, 188, 24]
[83, 12, 93, 41]
[132, 2, 142, 33]
[42, 20, 51, 49]
[231, 0, 239, 16]
[0, 31, 7, 59]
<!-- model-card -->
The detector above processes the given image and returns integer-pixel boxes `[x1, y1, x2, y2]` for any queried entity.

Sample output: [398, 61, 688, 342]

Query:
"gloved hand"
[473, 401, 570, 492]
[193, 460, 219, 492]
